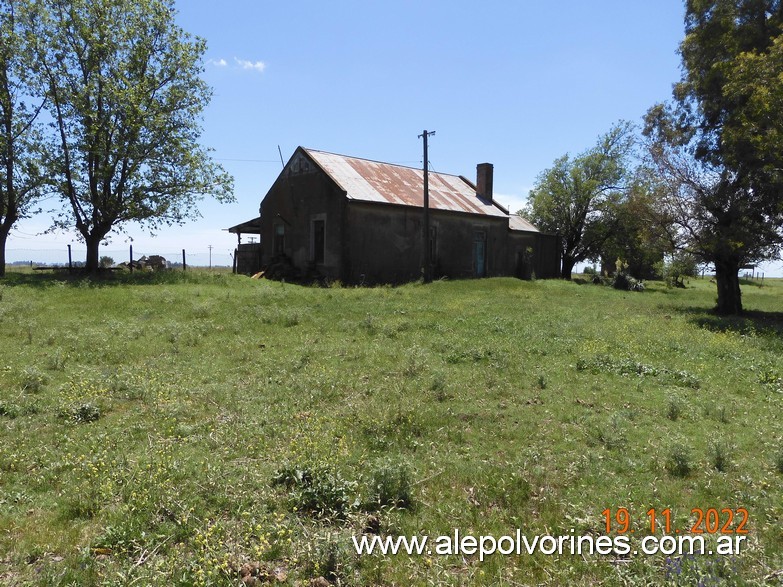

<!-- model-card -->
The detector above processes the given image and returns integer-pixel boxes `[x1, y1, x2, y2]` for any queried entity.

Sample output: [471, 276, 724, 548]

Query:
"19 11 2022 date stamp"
[603, 507, 749, 535]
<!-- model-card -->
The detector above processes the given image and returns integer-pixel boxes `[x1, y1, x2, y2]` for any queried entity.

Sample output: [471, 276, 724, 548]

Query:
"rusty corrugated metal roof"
[509, 214, 540, 233]
[305, 148, 508, 218]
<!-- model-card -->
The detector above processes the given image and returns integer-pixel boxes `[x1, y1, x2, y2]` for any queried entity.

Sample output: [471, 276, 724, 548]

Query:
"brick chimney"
[476, 163, 493, 201]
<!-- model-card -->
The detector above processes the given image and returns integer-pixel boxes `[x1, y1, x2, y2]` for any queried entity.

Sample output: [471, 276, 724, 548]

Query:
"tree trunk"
[84, 234, 102, 273]
[561, 255, 576, 280]
[0, 225, 8, 277]
[714, 259, 742, 315]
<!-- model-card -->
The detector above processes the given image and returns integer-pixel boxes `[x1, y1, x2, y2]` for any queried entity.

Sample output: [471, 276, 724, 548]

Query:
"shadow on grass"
[677, 306, 783, 339]
[0, 268, 228, 289]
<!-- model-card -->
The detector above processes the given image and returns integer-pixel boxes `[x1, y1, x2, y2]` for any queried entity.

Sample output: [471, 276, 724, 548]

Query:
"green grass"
[0, 270, 781, 585]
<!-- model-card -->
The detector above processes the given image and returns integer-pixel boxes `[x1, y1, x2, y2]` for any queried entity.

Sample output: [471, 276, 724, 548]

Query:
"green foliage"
[0, 0, 47, 277]
[21, 0, 234, 269]
[758, 366, 782, 392]
[666, 396, 684, 422]
[60, 402, 101, 424]
[589, 413, 629, 451]
[521, 121, 636, 279]
[679, 0, 783, 177]
[708, 439, 733, 473]
[656, 252, 699, 289]
[45, 348, 67, 370]
[19, 365, 47, 393]
[364, 459, 414, 510]
[704, 402, 731, 424]
[0, 402, 18, 419]
[98, 256, 114, 268]
[598, 178, 672, 280]
[665, 442, 693, 478]
[576, 354, 699, 388]
[644, 0, 783, 314]
[303, 533, 355, 585]
[273, 464, 356, 519]
[475, 468, 532, 511]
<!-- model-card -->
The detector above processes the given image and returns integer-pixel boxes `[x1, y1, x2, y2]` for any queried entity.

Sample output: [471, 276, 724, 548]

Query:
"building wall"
[344, 203, 509, 284]
[508, 232, 538, 279]
[256, 154, 560, 283]
[235, 243, 262, 275]
[507, 232, 561, 279]
[258, 164, 346, 279]
[535, 233, 561, 279]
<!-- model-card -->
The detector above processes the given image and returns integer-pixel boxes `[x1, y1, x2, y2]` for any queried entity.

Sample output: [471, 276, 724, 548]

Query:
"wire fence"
[5, 247, 234, 268]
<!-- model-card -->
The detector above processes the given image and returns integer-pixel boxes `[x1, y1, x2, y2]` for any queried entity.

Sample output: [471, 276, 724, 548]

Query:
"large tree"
[644, 0, 783, 314]
[0, 0, 45, 277]
[521, 121, 635, 279]
[597, 174, 673, 279]
[23, 0, 232, 270]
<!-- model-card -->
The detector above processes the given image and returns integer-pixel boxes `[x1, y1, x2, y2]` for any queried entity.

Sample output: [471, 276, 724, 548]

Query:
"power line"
[214, 158, 281, 163]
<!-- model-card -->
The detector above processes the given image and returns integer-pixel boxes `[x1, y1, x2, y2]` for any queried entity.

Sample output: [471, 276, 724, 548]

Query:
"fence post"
[182, 249, 186, 271]
[233, 248, 237, 274]
[67, 245, 72, 274]
[129, 244, 133, 274]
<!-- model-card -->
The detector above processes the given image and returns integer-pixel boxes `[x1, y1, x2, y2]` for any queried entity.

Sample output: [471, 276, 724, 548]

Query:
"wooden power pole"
[419, 130, 435, 283]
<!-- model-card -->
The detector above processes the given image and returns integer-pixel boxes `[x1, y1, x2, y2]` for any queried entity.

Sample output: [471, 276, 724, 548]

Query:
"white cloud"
[494, 192, 529, 215]
[234, 57, 266, 73]
[207, 58, 228, 67]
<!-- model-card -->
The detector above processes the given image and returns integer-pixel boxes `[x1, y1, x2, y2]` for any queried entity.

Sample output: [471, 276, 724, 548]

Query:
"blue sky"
[8, 0, 782, 275]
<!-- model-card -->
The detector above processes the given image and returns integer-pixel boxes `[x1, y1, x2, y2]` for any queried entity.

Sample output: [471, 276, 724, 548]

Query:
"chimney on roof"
[476, 163, 493, 201]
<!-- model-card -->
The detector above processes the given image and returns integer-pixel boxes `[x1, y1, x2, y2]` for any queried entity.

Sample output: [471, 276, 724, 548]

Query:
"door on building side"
[473, 231, 486, 277]
[311, 219, 325, 264]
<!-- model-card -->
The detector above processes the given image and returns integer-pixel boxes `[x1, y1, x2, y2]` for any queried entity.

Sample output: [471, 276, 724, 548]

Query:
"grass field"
[0, 270, 781, 586]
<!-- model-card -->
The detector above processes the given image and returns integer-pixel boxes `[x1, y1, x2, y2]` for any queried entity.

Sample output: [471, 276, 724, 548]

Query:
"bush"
[590, 413, 628, 451]
[0, 403, 19, 419]
[303, 533, 355, 585]
[365, 459, 414, 510]
[273, 465, 356, 519]
[61, 403, 101, 424]
[656, 252, 699, 288]
[666, 396, 684, 421]
[612, 272, 645, 292]
[665, 443, 692, 478]
[709, 440, 732, 472]
[20, 366, 47, 393]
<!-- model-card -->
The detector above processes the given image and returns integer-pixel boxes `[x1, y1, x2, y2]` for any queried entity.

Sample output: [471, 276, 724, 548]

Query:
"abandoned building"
[228, 147, 561, 283]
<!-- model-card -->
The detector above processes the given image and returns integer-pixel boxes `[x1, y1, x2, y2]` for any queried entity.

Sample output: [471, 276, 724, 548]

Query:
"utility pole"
[418, 130, 435, 283]
[208, 244, 213, 270]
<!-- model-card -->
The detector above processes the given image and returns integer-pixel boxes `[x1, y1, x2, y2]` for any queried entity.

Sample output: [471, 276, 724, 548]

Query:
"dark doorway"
[312, 219, 325, 263]
[274, 224, 285, 255]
